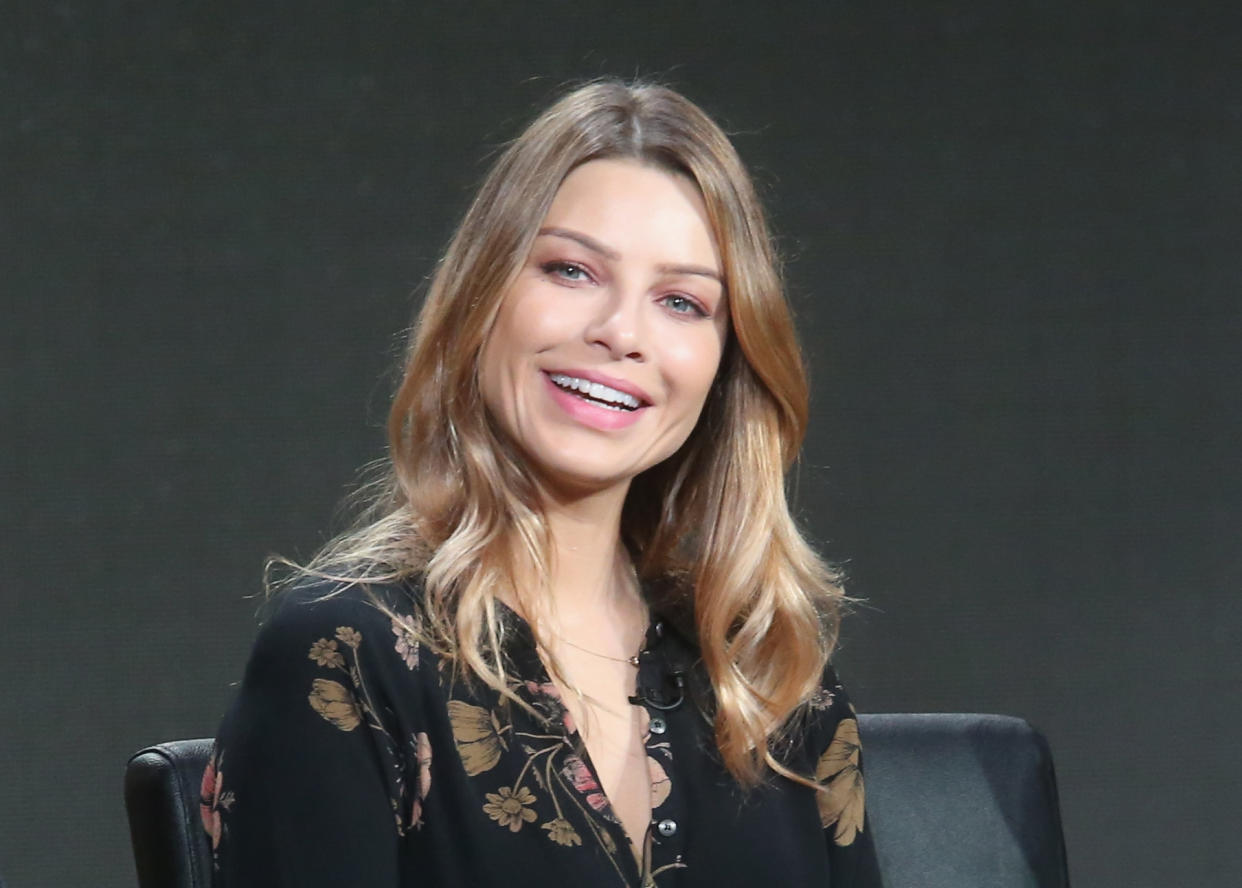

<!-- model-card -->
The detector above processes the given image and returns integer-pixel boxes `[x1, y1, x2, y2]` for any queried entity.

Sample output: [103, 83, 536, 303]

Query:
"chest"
[549, 650, 653, 859]
[412, 655, 831, 887]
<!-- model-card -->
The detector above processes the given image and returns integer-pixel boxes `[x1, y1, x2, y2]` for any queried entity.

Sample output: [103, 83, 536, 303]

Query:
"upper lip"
[544, 368, 653, 406]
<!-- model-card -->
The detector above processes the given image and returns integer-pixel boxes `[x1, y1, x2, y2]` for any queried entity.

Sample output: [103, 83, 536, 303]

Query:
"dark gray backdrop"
[4, 2, 1239, 886]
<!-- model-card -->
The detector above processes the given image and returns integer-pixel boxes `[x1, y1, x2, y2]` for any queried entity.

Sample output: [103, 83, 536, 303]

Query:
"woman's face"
[479, 157, 729, 500]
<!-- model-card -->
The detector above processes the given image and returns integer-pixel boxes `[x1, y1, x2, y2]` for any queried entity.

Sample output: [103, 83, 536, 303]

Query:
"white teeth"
[549, 373, 641, 409]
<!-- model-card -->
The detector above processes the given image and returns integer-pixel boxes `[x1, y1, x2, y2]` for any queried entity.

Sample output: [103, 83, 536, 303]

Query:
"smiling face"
[478, 157, 730, 501]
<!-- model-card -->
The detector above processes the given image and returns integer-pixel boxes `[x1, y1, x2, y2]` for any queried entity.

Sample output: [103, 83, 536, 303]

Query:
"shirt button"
[656, 818, 678, 837]
[649, 715, 667, 735]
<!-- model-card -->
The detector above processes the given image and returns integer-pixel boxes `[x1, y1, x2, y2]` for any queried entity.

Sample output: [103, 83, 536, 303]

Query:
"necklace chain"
[541, 560, 645, 667]
[552, 632, 642, 666]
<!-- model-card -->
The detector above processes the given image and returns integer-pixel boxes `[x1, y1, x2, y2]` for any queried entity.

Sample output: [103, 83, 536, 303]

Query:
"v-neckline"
[496, 597, 666, 885]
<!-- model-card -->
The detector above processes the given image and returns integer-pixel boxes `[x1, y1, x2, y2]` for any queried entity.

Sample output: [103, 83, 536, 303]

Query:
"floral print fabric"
[204, 580, 880, 887]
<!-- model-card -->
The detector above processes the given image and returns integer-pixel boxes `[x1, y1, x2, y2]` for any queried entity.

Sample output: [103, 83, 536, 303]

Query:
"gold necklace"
[553, 633, 641, 667]
[543, 559, 646, 666]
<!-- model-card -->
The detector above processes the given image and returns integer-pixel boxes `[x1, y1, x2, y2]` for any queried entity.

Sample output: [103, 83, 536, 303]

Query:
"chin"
[526, 449, 647, 498]
[540, 466, 636, 498]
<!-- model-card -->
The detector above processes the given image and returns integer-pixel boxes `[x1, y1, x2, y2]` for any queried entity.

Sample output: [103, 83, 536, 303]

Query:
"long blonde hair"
[293, 80, 846, 788]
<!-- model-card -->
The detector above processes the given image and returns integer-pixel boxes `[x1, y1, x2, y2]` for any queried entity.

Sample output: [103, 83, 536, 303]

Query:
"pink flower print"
[199, 752, 236, 851]
[648, 754, 672, 809]
[392, 617, 419, 670]
[199, 759, 221, 848]
[808, 686, 836, 711]
[561, 754, 610, 816]
[410, 732, 432, 829]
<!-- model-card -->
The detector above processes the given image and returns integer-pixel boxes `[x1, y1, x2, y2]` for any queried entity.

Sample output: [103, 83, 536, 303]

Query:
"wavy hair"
[291, 80, 846, 789]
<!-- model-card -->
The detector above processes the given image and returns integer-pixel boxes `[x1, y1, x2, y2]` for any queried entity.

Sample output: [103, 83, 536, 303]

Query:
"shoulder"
[806, 663, 867, 847]
[244, 576, 427, 681]
[210, 577, 434, 865]
[258, 576, 422, 639]
[789, 662, 862, 773]
[806, 663, 860, 745]
[808, 663, 854, 720]
[221, 575, 435, 758]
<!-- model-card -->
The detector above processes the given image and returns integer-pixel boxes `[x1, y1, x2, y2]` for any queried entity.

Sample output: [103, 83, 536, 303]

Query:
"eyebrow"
[537, 227, 722, 284]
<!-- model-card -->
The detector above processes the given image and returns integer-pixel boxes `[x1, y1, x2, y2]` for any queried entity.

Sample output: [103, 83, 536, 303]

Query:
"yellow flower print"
[308, 638, 345, 670]
[483, 785, 538, 832]
[541, 817, 582, 846]
[308, 678, 362, 731]
[335, 626, 362, 648]
[448, 700, 505, 776]
[598, 826, 617, 856]
[815, 717, 865, 846]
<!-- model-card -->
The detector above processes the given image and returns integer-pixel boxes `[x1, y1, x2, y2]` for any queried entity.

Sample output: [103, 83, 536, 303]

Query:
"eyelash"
[660, 294, 710, 319]
[539, 260, 711, 319]
[541, 260, 593, 283]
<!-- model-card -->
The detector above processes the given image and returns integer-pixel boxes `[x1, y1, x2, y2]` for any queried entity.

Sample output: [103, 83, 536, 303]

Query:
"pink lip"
[541, 370, 650, 431]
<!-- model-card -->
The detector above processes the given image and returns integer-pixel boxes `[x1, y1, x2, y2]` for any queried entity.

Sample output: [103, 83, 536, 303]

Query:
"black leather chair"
[125, 737, 215, 888]
[862, 714, 1069, 887]
[125, 714, 1068, 887]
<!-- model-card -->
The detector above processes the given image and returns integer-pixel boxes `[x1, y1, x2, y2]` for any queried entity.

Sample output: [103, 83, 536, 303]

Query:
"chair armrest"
[124, 739, 215, 888]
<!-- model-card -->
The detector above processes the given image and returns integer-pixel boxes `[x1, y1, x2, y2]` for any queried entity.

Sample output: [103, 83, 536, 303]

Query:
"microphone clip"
[628, 669, 686, 711]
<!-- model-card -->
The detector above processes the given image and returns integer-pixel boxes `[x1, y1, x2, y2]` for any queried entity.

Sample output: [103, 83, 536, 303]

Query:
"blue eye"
[542, 261, 591, 282]
[661, 294, 708, 318]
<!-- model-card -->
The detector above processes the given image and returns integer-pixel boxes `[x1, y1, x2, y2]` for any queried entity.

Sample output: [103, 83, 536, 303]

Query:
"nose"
[584, 285, 645, 362]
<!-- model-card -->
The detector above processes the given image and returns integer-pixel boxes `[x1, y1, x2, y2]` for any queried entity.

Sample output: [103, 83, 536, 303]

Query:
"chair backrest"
[124, 715, 1068, 888]
[859, 713, 1070, 887]
[125, 738, 215, 888]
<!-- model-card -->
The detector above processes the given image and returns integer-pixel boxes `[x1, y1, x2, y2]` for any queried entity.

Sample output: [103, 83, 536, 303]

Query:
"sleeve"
[202, 584, 420, 888]
[811, 666, 883, 888]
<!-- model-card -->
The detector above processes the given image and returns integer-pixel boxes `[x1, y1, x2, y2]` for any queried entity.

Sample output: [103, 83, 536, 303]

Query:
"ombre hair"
[290, 80, 846, 789]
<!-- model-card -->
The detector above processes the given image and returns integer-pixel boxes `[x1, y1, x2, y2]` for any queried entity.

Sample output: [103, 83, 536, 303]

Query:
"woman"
[203, 80, 880, 887]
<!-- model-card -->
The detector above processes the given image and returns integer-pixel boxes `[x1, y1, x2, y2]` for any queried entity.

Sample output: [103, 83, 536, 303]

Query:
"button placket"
[636, 621, 689, 881]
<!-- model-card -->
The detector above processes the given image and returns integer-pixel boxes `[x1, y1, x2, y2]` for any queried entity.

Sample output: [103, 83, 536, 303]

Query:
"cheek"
[665, 334, 725, 411]
[493, 287, 579, 357]
[480, 288, 584, 414]
[480, 295, 536, 389]
[477, 324, 507, 408]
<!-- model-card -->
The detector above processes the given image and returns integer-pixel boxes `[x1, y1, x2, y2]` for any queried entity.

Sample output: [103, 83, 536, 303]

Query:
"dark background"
[3, 2, 1239, 885]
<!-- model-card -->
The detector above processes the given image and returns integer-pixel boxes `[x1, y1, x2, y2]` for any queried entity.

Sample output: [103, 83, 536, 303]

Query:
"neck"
[516, 479, 643, 635]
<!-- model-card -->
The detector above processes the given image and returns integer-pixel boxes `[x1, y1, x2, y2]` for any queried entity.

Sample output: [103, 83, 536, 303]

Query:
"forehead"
[541, 158, 721, 271]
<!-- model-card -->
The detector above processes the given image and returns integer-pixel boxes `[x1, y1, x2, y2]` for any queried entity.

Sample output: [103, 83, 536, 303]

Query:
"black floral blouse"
[202, 580, 880, 887]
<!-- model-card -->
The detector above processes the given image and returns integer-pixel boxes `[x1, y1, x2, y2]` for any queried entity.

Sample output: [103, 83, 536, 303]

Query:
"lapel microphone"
[629, 668, 686, 711]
